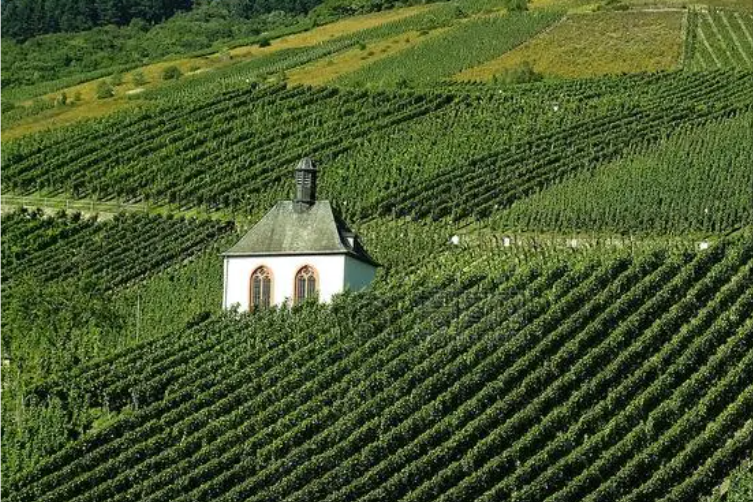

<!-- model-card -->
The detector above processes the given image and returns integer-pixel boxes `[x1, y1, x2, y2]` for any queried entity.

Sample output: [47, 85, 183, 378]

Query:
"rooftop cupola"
[294, 157, 317, 212]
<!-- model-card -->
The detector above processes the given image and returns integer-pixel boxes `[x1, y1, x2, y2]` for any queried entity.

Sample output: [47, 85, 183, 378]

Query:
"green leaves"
[5, 216, 753, 502]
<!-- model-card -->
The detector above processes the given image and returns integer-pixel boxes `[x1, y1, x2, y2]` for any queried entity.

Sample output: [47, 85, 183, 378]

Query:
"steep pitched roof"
[223, 201, 378, 266]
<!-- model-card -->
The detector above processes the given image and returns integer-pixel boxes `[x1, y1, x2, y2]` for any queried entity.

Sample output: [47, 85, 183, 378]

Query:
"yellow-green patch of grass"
[3, 5, 436, 140]
[29, 4, 434, 104]
[627, 0, 752, 11]
[228, 4, 435, 58]
[529, 0, 599, 11]
[4, 58, 220, 140]
[30, 60, 218, 105]
[532, 0, 751, 13]
[455, 10, 684, 81]
[285, 29, 449, 86]
[1, 99, 133, 141]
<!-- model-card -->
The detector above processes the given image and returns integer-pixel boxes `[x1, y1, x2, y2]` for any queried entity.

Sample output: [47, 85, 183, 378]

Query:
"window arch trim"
[293, 265, 319, 304]
[249, 265, 273, 310]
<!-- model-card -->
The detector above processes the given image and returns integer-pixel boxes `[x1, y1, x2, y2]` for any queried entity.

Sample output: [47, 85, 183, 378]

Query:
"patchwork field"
[0, 3, 439, 140]
[455, 11, 684, 81]
[3, 1, 753, 500]
[285, 30, 448, 86]
[337, 10, 562, 87]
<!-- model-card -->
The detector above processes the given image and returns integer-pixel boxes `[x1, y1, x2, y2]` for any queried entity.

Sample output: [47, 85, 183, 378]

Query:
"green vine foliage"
[3, 229, 752, 502]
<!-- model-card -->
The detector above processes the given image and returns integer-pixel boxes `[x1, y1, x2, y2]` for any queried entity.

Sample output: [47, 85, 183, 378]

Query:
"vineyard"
[685, 9, 753, 70]
[3, 69, 751, 232]
[3, 0, 753, 499]
[336, 11, 563, 88]
[494, 111, 753, 234]
[455, 11, 685, 80]
[0, 209, 232, 377]
[1, 209, 233, 292]
[4, 232, 753, 502]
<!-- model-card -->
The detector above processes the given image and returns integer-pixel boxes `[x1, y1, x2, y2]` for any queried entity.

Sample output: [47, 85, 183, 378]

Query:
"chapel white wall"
[223, 254, 346, 310]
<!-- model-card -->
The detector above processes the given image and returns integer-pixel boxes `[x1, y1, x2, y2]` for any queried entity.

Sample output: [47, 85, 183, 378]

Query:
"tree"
[95, 80, 115, 99]
[2, 275, 124, 382]
[4, 100, 17, 112]
[1, 0, 193, 40]
[132, 70, 148, 86]
[494, 61, 542, 85]
[162, 65, 183, 80]
[110, 69, 123, 86]
[55, 92, 68, 107]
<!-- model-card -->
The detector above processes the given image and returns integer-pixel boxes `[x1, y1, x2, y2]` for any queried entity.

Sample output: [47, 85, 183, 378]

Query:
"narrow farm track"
[704, 12, 738, 66]
[7, 234, 753, 502]
[719, 11, 753, 67]
[735, 12, 753, 49]
[696, 28, 722, 68]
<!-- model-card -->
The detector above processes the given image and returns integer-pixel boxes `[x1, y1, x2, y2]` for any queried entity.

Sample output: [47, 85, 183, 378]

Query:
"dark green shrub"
[493, 61, 542, 85]
[95, 81, 114, 99]
[132, 70, 148, 86]
[3, 100, 17, 112]
[162, 65, 183, 81]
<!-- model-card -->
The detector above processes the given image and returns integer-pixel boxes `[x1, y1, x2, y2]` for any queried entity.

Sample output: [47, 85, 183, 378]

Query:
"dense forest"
[1, 4, 302, 89]
[1, 0, 427, 90]
[1, 0, 193, 40]
[1, 0, 403, 41]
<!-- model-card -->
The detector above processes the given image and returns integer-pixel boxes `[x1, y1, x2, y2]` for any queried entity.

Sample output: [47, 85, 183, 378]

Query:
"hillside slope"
[3, 1, 753, 499]
[6, 233, 753, 502]
[494, 111, 753, 234]
[4, 70, 751, 228]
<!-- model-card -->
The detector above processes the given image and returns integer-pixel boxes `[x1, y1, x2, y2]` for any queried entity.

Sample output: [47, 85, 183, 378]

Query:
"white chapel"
[222, 158, 378, 310]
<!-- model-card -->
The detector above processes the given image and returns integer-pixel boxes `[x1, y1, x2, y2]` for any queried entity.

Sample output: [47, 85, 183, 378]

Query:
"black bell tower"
[294, 157, 317, 212]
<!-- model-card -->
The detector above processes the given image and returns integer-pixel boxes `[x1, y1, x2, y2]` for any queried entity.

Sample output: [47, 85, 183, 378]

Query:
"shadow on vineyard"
[3, 228, 753, 502]
[2, 1, 753, 500]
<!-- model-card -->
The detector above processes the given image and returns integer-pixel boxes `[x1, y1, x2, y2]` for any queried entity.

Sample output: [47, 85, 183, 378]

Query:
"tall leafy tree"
[1, 0, 193, 40]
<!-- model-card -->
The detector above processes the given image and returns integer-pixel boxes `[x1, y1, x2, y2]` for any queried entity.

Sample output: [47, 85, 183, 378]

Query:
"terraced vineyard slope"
[3, 69, 751, 229]
[685, 9, 753, 70]
[493, 110, 753, 234]
[1, 209, 233, 292]
[6, 234, 753, 502]
[3, 2, 753, 499]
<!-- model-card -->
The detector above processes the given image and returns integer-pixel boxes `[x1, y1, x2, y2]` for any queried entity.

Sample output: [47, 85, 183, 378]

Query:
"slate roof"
[223, 200, 378, 266]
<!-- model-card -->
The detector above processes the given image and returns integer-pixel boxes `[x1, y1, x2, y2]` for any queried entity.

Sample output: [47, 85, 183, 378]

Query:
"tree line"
[1, 0, 339, 41]
[1, 0, 192, 40]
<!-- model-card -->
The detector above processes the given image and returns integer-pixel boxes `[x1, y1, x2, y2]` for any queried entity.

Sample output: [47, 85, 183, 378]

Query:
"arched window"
[295, 266, 317, 304]
[250, 266, 272, 309]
